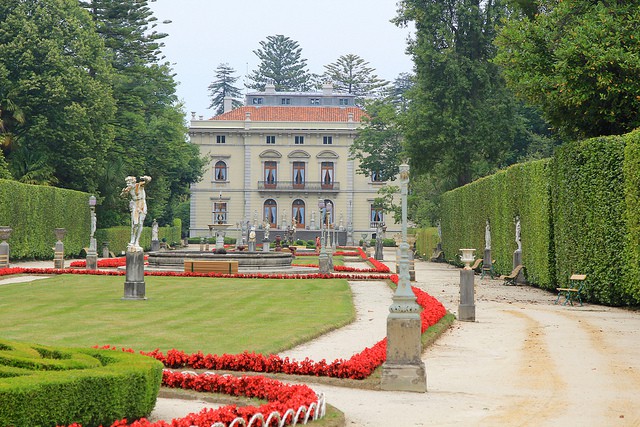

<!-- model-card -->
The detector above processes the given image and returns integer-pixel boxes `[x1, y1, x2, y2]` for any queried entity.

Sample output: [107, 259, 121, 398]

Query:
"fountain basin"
[147, 250, 295, 271]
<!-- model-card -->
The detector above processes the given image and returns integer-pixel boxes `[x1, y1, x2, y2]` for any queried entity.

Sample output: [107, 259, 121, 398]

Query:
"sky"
[149, 0, 414, 118]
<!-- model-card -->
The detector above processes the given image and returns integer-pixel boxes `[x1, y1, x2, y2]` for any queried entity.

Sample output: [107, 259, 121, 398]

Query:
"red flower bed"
[59, 371, 323, 427]
[69, 256, 148, 268]
[97, 274, 446, 380]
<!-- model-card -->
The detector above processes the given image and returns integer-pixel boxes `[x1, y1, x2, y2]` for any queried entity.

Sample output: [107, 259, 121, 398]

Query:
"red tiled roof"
[210, 106, 365, 122]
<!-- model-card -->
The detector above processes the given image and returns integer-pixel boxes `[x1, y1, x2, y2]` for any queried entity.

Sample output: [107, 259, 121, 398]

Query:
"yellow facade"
[188, 87, 396, 244]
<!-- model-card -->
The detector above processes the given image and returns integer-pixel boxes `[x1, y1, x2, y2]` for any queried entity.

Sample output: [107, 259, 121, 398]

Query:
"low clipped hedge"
[95, 218, 182, 255]
[0, 180, 90, 259]
[0, 338, 162, 427]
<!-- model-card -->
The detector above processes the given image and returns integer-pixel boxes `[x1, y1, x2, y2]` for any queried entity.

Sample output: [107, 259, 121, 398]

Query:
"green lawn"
[0, 275, 354, 355]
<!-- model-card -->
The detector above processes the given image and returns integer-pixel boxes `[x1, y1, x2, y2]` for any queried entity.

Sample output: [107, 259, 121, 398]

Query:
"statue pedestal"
[54, 241, 64, 269]
[513, 249, 525, 284]
[151, 239, 160, 251]
[458, 268, 475, 321]
[262, 240, 270, 252]
[0, 241, 9, 268]
[123, 251, 146, 300]
[381, 313, 426, 392]
[86, 254, 97, 270]
[248, 241, 256, 252]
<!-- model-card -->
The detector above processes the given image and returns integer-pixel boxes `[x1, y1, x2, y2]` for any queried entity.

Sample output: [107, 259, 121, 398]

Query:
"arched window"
[264, 199, 277, 228]
[214, 161, 227, 181]
[292, 199, 305, 228]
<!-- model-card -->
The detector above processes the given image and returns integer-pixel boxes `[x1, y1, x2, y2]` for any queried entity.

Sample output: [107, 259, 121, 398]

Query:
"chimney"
[322, 82, 333, 96]
[348, 112, 354, 122]
[265, 82, 276, 94]
[223, 97, 233, 113]
[245, 112, 251, 121]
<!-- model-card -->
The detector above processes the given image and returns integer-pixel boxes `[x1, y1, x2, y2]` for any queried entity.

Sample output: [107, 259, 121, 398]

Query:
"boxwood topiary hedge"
[0, 338, 162, 427]
[95, 218, 182, 255]
[434, 130, 640, 306]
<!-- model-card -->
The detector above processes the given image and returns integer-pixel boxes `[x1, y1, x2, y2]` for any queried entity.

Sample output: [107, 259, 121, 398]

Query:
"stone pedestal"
[0, 241, 9, 268]
[375, 240, 384, 260]
[262, 240, 270, 252]
[513, 249, 525, 284]
[54, 241, 64, 269]
[381, 313, 427, 392]
[318, 248, 330, 274]
[484, 248, 492, 269]
[248, 241, 256, 252]
[102, 242, 110, 258]
[123, 250, 146, 300]
[151, 239, 160, 251]
[458, 268, 476, 322]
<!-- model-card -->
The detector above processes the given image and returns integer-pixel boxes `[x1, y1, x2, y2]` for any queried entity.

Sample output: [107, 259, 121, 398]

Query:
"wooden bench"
[184, 260, 239, 274]
[502, 265, 524, 286]
[471, 258, 483, 271]
[555, 274, 587, 306]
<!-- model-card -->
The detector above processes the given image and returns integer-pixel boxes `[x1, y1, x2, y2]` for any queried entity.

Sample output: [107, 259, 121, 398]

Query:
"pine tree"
[208, 63, 243, 115]
[323, 54, 389, 101]
[247, 35, 310, 91]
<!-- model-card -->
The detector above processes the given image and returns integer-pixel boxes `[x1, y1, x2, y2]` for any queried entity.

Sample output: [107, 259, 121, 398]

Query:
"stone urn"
[54, 228, 67, 242]
[0, 227, 12, 242]
[460, 248, 476, 269]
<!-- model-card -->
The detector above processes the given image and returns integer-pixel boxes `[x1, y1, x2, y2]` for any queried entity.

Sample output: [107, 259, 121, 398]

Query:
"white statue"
[485, 219, 491, 250]
[263, 220, 270, 240]
[152, 219, 159, 241]
[249, 225, 256, 242]
[121, 175, 151, 251]
[90, 210, 96, 238]
[437, 220, 442, 241]
[515, 216, 522, 251]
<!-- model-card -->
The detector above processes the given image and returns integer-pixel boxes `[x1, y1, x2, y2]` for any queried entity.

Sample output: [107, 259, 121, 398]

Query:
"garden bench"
[471, 258, 483, 271]
[480, 260, 496, 279]
[555, 274, 587, 306]
[184, 260, 239, 274]
[502, 264, 524, 285]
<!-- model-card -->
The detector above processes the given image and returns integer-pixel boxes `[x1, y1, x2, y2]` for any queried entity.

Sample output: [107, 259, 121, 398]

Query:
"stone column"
[381, 163, 426, 393]
[262, 239, 270, 252]
[0, 227, 12, 268]
[102, 242, 110, 259]
[459, 268, 476, 322]
[53, 228, 66, 269]
[123, 249, 146, 300]
[86, 237, 98, 270]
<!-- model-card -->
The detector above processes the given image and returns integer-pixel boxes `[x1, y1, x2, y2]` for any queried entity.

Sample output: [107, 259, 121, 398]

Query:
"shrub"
[0, 338, 162, 427]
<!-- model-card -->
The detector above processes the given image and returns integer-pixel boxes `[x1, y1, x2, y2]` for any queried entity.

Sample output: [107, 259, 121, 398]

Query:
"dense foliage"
[207, 63, 243, 115]
[323, 54, 389, 101]
[95, 219, 182, 255]
[495, 1, 640, 141]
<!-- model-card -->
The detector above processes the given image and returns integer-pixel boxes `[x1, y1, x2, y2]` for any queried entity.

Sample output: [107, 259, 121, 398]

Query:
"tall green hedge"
[552, 135, 629, 305]
[436, 130, 640, 306]
[439, 160, 553, 288]
[95, 218, 182, 255]
[414, 227, 439, 259]
[0, 180, 91, 259]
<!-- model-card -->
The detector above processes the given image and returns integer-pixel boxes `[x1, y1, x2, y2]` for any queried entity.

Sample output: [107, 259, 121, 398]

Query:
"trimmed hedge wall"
[0, 180, 91, 259]
[0, 338, 162, 427]
[95, 218, 182, 255]
[439, 160, 553, 288]
[435, 130, 640, 306]
[414, 227, 438, 259]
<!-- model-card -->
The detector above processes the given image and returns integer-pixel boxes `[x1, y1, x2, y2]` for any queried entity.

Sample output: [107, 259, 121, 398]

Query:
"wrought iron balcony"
[257, 181, 340, 192]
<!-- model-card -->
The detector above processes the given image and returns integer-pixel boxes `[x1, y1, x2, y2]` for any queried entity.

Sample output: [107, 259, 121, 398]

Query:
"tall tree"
[247, 35, 311, 91]
[0, 0, 116, 190]
[82, 0, 205, 226]
[350, 99, 403, 182]
[495, 1, 640, 140]
[323, 54, 389, 101]
[208, 63, 243, 115]
[394, 0, 524, 187]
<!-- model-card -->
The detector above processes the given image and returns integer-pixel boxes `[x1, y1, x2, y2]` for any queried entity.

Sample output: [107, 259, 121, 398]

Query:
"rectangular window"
[216, 135, 226, 144]
[310, 98, 320, 105]
[339, 98, 349, 106]
[213, 202, 227, 224]
[321, 161, 334, 189]
[264, 161, 277, 188]
[266, 135, 276, 144]
[371, 170, 384, 182]
[323, 136, 333, 145]
[252, 97, 263, 105]
[370, 205, 384, 228]
[281, 98, 291, 105]
[293, 162, 305, 189]
[294, 135, 304, 145]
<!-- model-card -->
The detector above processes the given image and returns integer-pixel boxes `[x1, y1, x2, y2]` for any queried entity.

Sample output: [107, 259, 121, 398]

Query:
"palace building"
[188, 83, 395, 244]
